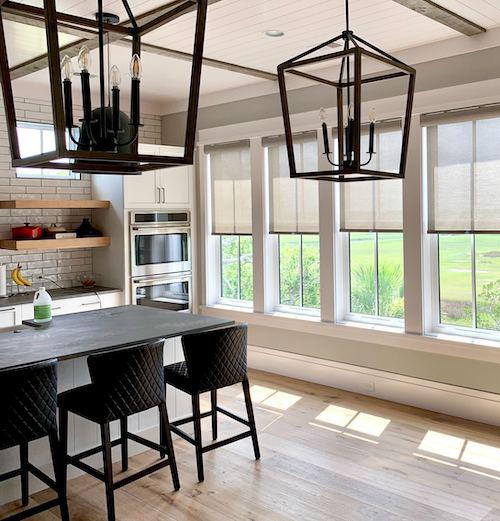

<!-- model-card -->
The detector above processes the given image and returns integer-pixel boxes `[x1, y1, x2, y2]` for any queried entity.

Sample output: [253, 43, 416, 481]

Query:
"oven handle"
[130, 226, 191, 232]
[132, 276, 191, 285]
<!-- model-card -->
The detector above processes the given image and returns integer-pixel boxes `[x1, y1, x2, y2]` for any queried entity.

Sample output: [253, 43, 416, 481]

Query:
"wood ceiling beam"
[4, 0, 222, 80]
[115, 40, 277, 81]
[392, 0, 486, 36]
[4, 0, 276, 82]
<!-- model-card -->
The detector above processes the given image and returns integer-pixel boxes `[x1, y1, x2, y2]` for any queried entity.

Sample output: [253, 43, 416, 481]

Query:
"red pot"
[12, 222, 43, 240]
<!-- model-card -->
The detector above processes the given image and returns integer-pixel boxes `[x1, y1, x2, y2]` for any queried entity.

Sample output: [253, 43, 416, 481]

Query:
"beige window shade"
[207, 141, 252, 235]
[265, 132, 319, 234]
[426, 109, 500, 233]
[340, 126, 403, 232]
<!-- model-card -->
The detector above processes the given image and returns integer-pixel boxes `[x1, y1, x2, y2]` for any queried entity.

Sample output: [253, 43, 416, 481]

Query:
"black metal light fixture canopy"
[277, 0, 416, 183]
[0, 0, 208, 175]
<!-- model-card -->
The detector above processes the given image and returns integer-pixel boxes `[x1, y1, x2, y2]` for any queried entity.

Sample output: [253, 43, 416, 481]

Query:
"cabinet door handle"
[157, 187, 162, 203]
[0, 307, 15, 312]
[81, 301, 100, 307]
[52, 306, 62, 311]
[162, 187, 166, 203]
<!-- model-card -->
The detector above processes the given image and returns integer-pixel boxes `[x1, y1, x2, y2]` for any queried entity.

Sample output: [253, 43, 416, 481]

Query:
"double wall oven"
[130, 211, 192, 312]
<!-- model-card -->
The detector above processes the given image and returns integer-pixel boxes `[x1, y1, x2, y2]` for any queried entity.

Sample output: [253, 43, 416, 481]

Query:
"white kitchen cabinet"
[0, 305, 20, 327]
[20, 290, 123, 321]
[123, 144, 192, 209]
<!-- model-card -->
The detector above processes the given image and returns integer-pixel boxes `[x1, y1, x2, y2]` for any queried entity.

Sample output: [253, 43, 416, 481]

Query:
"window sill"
[200, 305, 500, 363]
[210, 302, 254, 313]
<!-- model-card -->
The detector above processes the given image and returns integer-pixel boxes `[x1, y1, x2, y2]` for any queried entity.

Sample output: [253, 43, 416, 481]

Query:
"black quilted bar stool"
[164, 324, 260, 482]
[58, 340, 179, 521]
[0, 359, 69, 521]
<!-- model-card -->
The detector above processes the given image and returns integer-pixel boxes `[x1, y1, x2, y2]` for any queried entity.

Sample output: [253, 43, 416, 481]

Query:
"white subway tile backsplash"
[0, 96, 161, 293]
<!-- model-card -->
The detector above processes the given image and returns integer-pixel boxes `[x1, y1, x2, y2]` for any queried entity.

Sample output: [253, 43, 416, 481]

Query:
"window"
[278, 234, 320, 309]
[349, 232, 404, 319]
[341, 125, 404, 322]
[16, 122, 80, 180]
[426, 110, 500, 335]
[208, 140, 252, 304]
[265, 132, 320, 312]
[220, 235, 253, 302]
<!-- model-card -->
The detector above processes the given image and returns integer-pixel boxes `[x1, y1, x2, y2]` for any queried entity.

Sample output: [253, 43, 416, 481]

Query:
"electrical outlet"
[361, 381, 375, 394]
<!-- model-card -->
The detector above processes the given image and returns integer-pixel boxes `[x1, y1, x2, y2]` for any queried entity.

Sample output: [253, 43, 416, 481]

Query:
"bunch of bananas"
[11, 264, 31, 287]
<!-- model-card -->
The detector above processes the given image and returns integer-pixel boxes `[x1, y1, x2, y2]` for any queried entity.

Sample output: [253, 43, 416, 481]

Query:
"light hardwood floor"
[3, 369, 500, 521]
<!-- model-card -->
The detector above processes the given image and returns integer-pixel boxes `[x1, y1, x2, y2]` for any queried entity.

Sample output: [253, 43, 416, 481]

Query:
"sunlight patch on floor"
[416, 430, 500, 480]
[418, 431, 464, 459]
[310, 404, 391, 443]
[237, 385, 302, 411]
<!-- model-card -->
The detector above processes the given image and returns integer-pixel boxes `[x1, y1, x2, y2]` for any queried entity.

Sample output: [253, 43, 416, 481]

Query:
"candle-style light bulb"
[110, 65, 121, 88]
[368, 107, 376, 156]
[319, 107, 327, 123]
[129, 54, 142, 80]
[368, 108, 376, 124]
[61, 55, 73, 81]
[348, 102, 354, 121]
[319, 107, 330, 156]
[61, 55, 74, 129]
[77, 46, 91, 71]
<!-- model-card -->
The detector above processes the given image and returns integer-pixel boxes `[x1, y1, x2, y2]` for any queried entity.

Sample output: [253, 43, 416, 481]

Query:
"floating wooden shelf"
[0, 199, 110, 209]
[0, 237, 111, 250]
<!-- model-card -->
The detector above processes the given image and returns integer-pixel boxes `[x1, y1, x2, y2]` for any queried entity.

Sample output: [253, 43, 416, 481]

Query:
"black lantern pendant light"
[0, 0, 208, 175]
[277, 0, 416, 182]
[60, 12, 142, 157]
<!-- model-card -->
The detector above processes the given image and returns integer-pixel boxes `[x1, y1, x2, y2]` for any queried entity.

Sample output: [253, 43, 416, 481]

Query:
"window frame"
[342, 231, 405, 328]
[429, 233, 500, 342]
[274, 233, 321, 317]
[16, 121, 80, 181]
[218, 234, 253, 308]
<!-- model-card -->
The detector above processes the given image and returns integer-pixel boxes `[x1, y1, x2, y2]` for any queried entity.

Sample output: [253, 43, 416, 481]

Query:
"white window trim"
[201, 303, 500, 364]
[197, 91, 500, 360]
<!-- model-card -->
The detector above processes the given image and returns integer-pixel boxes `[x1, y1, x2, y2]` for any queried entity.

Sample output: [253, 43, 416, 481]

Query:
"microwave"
[130, 211, 191, 278]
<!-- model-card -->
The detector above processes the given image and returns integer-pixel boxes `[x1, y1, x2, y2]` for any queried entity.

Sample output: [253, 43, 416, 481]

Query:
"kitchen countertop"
[0, 286, 120, 306]
[0, 305, 234, 371]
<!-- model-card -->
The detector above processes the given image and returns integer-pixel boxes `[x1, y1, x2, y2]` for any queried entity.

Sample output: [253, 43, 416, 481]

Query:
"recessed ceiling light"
[265, 29, 285, 37]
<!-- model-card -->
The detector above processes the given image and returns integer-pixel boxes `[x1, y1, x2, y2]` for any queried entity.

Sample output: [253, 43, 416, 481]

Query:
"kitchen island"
[0, 305, 233, 370]
[0, 306, 234, 505]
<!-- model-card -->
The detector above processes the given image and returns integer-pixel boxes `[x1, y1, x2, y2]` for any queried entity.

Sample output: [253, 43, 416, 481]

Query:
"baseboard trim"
[248, 345, 500, 427]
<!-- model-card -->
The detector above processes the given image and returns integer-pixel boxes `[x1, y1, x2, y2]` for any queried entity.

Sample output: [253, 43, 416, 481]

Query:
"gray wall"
[162, 46, 500, 145]
[248, 326, 500, 393]
[167, 46, 500, 392]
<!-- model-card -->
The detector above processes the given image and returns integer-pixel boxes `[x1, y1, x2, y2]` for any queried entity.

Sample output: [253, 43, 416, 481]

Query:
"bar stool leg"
[120, 418, 128, 472]
[159, 402, 180, 490]
[58, 406, 69, 494]
[210, 390, 218, 440]
[48, 431, 70, 521]
[191, 394, 204, 482]
[19, 442, 28, 506]
[100, 422, 116, 521]
[158, 405, 166, 459]
[242, 378, 260, 460]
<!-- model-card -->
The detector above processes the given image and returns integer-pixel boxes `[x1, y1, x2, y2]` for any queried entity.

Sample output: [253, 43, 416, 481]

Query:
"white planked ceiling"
[8, 0, 500, 109]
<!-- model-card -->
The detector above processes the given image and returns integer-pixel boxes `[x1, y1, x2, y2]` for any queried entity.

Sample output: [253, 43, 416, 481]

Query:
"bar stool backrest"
[87, 339, 165, 421]
[0, 359, 58, 450]
[182, 324, 248, 393]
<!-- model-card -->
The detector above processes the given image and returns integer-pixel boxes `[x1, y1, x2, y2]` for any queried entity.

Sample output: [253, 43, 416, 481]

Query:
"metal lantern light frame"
[0, 0, 207, 175]
[277, 30, 416, 183]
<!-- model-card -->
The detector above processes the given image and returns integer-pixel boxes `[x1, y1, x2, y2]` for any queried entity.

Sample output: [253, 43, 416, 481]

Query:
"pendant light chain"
[345, 0, 350, 33]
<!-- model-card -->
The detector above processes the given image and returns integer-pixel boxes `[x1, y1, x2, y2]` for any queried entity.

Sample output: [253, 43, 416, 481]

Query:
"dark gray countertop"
[0, 305, 234, 371]
[0, 286, 120, 306]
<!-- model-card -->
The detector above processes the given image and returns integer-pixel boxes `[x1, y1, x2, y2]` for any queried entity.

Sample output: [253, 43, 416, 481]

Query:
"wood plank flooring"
[3, 369, 500, 520]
